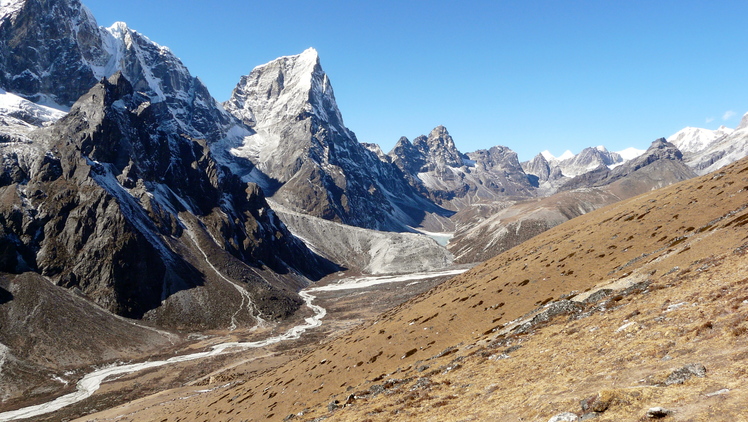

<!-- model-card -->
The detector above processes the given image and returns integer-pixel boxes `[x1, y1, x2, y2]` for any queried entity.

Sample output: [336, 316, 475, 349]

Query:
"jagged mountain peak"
[412, 125, 465, 168]
[0, 0, 235, 146]
[429, 124, 449, 137]
[224, 49, 442, 231]
[541, 149, 575, 162]
[224, 47, 345, 133]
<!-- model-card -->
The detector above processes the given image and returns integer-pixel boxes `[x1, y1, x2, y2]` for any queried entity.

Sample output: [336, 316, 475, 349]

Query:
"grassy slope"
[81, 157, 748, 421]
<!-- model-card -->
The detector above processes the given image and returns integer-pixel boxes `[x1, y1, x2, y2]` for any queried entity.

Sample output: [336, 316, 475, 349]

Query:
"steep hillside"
[447, 188, 621, 264]
[82, 153, 748, 421]
[0, 74, 331, 328]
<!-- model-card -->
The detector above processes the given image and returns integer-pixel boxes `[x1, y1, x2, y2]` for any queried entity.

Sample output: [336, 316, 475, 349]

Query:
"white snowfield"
[668, 115, 748, 176]
[0, 268, 466, 421]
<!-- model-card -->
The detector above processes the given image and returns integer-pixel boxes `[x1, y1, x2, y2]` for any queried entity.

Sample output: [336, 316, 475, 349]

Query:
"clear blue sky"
[82, 0, 748, 161]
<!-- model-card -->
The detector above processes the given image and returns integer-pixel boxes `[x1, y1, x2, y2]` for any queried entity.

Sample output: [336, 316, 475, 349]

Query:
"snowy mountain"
[667, 125, 734, 154]
[2, 1, 748, 414]
[0, 0, 243, 145]
[224, 48, 446, 231]
[523, 145, 649, 194]
[450, 138, 696, 263]
[667, 119, 748, 175]
[0, 88, 65, 143]
[559, 146, 623, 177]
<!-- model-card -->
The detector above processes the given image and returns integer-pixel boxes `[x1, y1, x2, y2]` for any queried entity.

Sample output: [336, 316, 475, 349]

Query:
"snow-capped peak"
[540, 150, 556, 161]
[107, 21, 129, 36]
[225, 47, 345, 132]
[557, 150, 575, 161]
[667, 126, 734, 154]
[297, 47, 319, 67]
[540, 149, 576, 163]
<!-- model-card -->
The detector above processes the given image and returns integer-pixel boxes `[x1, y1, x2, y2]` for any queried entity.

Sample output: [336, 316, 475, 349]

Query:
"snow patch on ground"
[412, 229, 454, 246]
[312, 269, 468, 292]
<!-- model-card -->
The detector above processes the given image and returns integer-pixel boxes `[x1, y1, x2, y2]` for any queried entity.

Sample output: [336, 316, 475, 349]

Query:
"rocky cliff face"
[0, 73, 333, 326]
[523, 152, 552, 186]
[0, 0, 103, 106]
[388, 126, 535, 209]
[224, 48, 445, 231]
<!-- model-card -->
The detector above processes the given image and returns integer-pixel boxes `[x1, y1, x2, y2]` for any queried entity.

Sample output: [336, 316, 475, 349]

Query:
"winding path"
[0, 268, 466, 421]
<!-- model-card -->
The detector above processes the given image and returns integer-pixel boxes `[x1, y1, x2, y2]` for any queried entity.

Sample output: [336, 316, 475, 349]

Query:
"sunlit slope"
[95, 156, 748, 421]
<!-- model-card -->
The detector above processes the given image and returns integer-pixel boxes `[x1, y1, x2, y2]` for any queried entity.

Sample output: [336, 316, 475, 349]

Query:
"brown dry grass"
[78, 158, 748, 421]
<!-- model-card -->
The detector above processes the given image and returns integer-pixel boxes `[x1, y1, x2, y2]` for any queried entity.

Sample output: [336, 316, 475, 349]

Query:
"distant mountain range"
[1, 0, 747, 410]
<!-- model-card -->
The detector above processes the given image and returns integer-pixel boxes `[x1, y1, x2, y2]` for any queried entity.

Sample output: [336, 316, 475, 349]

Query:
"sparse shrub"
[732, 325, 748, 337]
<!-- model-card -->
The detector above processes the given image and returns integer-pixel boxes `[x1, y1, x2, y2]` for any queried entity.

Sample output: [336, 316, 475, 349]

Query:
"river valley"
[0, 268, 469, 422]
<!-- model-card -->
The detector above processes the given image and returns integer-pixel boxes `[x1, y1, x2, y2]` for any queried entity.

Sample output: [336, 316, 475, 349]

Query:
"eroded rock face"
[0, 74, 333, 323]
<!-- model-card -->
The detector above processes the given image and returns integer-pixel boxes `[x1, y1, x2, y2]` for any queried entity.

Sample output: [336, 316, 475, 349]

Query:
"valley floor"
[1, 267, 470, 422]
